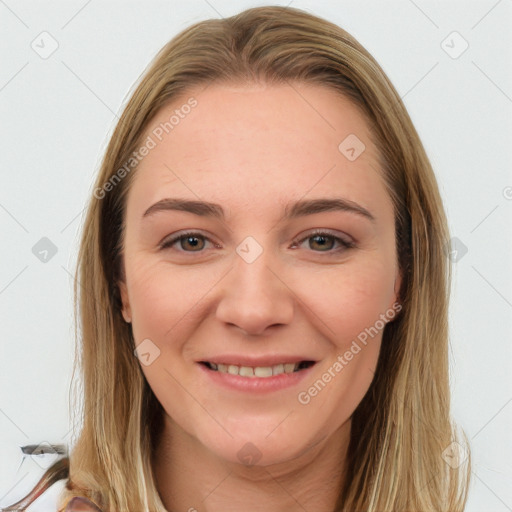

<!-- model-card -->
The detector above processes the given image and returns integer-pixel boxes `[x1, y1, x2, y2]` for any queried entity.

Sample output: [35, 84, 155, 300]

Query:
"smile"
[201, 361, 315, 378]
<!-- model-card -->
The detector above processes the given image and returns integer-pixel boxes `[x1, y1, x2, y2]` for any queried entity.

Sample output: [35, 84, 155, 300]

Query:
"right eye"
[159, 231, 217, 253]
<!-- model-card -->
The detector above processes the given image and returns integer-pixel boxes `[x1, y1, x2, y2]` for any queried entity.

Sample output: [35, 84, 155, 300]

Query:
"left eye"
[291, 230, 355, 253]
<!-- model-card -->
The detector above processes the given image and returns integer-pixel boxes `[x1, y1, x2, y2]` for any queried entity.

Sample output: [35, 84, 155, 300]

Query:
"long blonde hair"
[8, 6, 471, 511]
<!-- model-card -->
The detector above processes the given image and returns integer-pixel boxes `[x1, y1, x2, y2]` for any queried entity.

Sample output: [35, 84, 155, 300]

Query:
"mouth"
[199, 360, 316, 378]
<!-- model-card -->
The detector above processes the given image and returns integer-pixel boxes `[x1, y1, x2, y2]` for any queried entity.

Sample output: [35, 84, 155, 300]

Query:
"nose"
[215, 247, 294, 336]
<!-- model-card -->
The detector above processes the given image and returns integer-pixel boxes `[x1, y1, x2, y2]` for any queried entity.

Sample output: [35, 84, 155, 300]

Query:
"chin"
[197, 421, 318, 468]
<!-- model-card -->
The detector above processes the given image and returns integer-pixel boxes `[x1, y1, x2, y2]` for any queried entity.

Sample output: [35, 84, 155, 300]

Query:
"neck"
[153, 416, 351, 512]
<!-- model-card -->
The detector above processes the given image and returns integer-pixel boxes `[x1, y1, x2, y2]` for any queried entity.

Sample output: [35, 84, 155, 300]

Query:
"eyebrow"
[142, 197, 376, 223]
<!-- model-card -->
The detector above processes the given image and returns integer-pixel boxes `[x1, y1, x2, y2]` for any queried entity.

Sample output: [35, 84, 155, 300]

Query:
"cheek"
[302, 256, 396, 347]
[294, 258, 395, 422]
[126, 258, 215, 342]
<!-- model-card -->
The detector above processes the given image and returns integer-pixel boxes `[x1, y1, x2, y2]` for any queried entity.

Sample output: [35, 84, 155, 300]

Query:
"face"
[119, 82, 401, 467]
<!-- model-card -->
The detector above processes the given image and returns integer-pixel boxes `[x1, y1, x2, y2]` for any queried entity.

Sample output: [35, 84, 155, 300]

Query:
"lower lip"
[197, 363, 316, 393]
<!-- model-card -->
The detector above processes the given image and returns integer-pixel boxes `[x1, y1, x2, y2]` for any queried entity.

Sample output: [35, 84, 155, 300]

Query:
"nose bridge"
[215, 235, 293, 334]
[234, 241, 276, 295]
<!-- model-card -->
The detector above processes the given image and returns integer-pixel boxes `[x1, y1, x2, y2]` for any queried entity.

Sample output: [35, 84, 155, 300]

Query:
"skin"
[119, 82, 402, 512]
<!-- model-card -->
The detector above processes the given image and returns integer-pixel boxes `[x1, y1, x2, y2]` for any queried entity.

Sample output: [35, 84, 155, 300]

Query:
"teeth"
[254, 366, 272, 377]
[272, 364, 284, 375]
[239, 366, 254, 377]
[284, 363, 296, 373]
[207, 362, 305, 377]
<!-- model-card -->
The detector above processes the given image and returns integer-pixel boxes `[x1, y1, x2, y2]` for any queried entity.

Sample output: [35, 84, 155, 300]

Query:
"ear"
[118, 280, 132, 323]
[384, 270, 403, 325]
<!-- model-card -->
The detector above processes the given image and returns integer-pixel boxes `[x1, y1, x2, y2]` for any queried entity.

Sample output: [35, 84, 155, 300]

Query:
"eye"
[159, 231, 216, 252]
[159, 229, 355, 255]
[291, 229, 355, 254]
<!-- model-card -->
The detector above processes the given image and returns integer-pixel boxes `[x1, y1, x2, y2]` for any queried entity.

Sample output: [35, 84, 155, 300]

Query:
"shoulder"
[1, 446, 102, 511]
[25, 478, 67, 511]
[0, 450, 68, 512]
[61, 497, 103, 511]
[20, 480, 103, 511]
[0, 446, 77, 511]
[7, 478, 102, 512]
[0, 477, 67, 511]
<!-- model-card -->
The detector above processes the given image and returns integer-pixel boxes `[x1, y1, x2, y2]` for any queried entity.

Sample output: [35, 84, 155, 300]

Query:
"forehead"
[128, 82, 389, 219]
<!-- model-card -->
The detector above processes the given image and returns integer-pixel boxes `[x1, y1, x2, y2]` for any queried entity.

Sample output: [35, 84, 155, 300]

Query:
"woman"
[4, 5, 471, 511]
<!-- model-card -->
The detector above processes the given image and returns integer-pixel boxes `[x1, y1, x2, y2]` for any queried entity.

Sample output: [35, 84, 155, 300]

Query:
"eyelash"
[159, 229, 356, 255]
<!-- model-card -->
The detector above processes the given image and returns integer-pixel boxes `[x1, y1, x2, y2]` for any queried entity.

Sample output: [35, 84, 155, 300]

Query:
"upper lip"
[198, 355, 316, 367]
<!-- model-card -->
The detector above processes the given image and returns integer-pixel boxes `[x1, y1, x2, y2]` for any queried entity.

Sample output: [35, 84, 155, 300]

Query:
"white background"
[1, 1, 511, 510]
